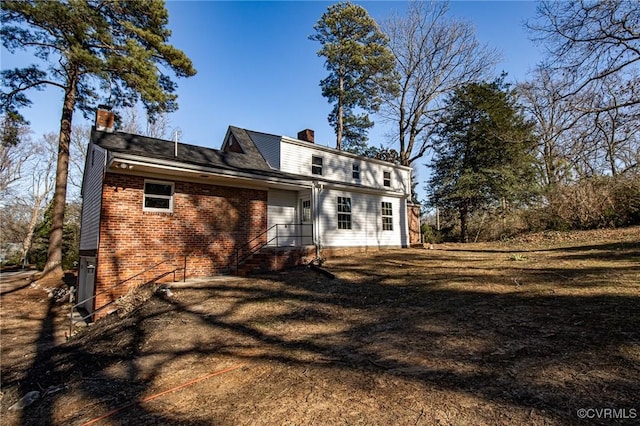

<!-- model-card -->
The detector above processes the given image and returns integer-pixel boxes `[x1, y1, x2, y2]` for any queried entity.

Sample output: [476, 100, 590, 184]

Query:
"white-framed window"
[383, 171, 391, 187]
[301, 199, 311, 222]
[337, 197, 352, 230]
[312, 156, 323, 175]
[143, 180, 174, 212]
[382, 201, 393, 231]
[352, 163, 360, 180]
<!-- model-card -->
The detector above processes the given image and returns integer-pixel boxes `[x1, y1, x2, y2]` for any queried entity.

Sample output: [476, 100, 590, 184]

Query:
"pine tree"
[310, 2, 397, 151]
[428, 77, 537, 242]
[1, 0, 196, 280]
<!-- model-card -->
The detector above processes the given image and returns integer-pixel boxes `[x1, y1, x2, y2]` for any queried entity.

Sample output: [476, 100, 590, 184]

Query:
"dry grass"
[1, 227, 638, 425]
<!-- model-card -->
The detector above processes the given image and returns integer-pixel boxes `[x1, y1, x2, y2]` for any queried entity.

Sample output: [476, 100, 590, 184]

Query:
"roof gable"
[90, 127, 313, 185]
[91, 127, 272, 173]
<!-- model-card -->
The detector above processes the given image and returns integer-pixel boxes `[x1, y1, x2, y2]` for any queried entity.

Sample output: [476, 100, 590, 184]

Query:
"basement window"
[143, 180, 174, 213]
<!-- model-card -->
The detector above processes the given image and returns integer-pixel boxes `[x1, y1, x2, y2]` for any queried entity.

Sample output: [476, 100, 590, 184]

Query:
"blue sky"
[3, 0, 544, 199]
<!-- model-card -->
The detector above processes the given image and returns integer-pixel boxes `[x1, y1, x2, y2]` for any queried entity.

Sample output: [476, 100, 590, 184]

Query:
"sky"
[2, 0, 544, 201]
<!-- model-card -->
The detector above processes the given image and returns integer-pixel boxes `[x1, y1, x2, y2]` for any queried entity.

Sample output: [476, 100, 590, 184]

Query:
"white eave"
[106, 152, 313, 191]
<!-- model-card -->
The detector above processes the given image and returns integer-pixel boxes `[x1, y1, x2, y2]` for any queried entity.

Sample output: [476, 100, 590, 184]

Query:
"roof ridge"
[238, 127, 283, 139]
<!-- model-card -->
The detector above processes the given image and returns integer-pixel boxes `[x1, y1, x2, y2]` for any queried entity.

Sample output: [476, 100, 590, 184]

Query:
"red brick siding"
[94, 173, 267, 314]
[237, 246, 316, 276]
[408, 204, 422, 246]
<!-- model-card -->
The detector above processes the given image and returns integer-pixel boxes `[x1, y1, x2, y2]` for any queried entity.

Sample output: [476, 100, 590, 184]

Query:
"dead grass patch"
[1, 227, 638, 425]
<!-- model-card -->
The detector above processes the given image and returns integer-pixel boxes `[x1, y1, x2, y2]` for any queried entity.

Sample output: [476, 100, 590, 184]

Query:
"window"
[312, 156, 323, 175]
[382, 201, 393, 231]
[302, 199, 311, 222]
[144, 180, 174, 212]
[352, 163, 360, 180]
[383, 171, 391, 187]
[337, 197, 352, 229]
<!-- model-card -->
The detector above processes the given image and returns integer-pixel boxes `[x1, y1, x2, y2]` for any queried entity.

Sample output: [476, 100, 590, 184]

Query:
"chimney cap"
[97, 104, 113, 111]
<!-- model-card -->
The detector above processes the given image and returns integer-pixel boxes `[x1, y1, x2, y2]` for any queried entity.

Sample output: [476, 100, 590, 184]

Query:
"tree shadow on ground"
[2, 248, 639, 425]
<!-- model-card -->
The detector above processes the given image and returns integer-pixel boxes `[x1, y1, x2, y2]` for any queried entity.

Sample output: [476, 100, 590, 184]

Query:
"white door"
[300, 197, 313, 245]
[267, 190, 297, 246]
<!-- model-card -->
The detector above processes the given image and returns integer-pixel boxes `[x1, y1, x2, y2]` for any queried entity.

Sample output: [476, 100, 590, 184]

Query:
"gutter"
[106, 153, 314, 190]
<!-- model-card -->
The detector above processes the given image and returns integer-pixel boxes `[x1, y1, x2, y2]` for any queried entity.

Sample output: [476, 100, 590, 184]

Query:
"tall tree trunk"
[459, 205, 469, 243]
[336, 74, 344, 150]
[20, 200, 45, 268]
[41, 72, 77, 281]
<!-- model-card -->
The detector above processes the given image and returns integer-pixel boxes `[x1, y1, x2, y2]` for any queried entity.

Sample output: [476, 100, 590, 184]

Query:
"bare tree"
[518, 67, 583, 186]
[520, 66, 640, 186]
[529, 0, 640, 111]
[0, 117, 32, 195]
[119, 105, 173, 140]
[146, 112, 172, 140]
[67, 125, 90, 201]
[587, 77, 640, 176]
[118, 107, 144, 135]
[382, 0, 500, 166]
[18, 133, 57, 266]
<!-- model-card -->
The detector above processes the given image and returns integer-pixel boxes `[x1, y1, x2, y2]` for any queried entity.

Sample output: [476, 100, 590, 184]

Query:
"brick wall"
[237, 246, 316, 276]
[94, 173, 267, 314]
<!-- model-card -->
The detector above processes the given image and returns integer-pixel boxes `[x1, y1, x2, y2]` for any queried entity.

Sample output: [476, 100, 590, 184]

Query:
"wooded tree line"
[311, 0, 638, 242]
[0, 113, 171, 269]
[1, 1, 638, 273]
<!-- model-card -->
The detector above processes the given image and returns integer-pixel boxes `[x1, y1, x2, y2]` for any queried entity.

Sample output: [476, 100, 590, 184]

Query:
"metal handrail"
[235, 223, 312, 272]
[69, 254, 187, 335]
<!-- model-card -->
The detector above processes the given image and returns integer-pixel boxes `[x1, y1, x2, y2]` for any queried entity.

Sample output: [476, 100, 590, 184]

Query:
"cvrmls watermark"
[577, 408, 637, 420]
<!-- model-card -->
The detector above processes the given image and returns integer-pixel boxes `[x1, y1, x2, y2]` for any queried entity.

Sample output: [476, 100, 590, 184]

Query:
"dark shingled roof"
[90, 126, 307, 182]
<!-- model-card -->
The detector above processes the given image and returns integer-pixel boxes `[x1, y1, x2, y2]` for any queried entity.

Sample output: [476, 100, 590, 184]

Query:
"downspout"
[312, 182, 321, 261]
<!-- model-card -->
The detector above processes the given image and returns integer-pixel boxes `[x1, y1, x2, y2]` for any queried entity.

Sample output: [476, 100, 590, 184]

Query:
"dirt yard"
[1, 227, 639, 425]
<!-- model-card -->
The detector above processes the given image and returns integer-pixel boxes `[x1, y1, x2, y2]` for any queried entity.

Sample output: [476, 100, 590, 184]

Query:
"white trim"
[311, 155, 323, 176]
[143, 179, 174, 213]
[352, 162, 361, 181]
[382, 201, 393, 231]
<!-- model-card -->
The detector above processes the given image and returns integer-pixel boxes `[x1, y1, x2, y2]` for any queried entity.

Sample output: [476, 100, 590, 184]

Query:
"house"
[77, 107, 419, 318]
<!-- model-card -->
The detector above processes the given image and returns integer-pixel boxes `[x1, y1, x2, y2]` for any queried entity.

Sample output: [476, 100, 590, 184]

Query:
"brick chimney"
[297, 129, 314, 143]
[95, 105, 115, 132]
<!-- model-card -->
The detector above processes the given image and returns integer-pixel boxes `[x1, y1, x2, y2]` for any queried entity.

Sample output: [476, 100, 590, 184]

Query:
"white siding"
[267, 189, 298, 246]
[79, 144, 106, 251]
[280, 141, 411, 195]
[248, 131, 281, 169]
[316, 188, 407, 248]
